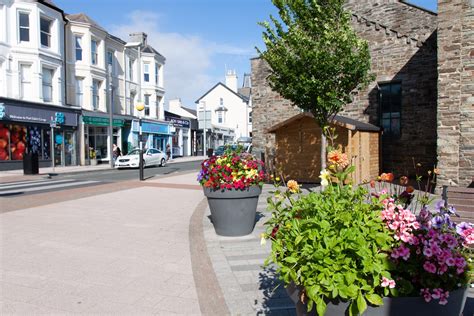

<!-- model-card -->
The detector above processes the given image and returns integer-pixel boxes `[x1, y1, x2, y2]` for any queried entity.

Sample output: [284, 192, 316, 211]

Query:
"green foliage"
[258, 0, 373, 129]
[265, 184, 394, 316]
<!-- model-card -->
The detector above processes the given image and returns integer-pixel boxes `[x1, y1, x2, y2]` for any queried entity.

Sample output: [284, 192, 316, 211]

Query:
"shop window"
[144, 94, 150, 116]
[75, 35, 82, 61]
[20, 63, 32, 100]
[42, 68, 53, 102]
[75, 77, 83, 106]
[0, 124, 27, 161]
[379, 82, 402, 138]
[40, 17, 52, 48]
[144, 63, 150, 82]
[92, 79, 101, 110]
[91, 39, 98, 65]
[18, 12, 29, 42]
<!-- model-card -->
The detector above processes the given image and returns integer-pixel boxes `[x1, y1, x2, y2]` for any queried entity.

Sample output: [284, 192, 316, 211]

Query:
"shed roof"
[267, 112, 380, 133]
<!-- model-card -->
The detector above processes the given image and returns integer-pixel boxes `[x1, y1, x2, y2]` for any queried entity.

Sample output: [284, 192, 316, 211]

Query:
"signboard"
[0, 103, 78, 126]
[165, 117, 190, 128]
[198, 110, 212, 129]
[132, 120, 170, 134]
[82, 116, 124, 127]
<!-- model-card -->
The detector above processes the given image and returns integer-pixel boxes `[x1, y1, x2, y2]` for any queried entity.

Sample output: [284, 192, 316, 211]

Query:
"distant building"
[195, 70, 250, 153]
[165, 98, 196, 157]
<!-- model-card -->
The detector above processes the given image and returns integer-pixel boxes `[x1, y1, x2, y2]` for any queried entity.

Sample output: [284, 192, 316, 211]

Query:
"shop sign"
[82, 116, 124, 127]
[165, 117, 190, 128]
[132, 120, 169, 134]
[0, 103, 78, 126]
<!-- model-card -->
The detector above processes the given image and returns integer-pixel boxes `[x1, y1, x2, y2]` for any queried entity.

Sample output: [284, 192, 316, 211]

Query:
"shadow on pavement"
[257, 266, 296, 315]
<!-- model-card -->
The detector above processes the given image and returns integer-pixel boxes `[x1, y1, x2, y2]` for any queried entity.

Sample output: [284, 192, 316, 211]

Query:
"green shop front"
[81, 113, 127, 165]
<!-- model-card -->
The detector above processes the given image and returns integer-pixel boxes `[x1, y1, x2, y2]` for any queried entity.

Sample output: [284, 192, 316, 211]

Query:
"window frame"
[144, 94, 150, 116]
[40, 16, 53, 48]
[107, 50, 114, 74]
[378, 81, 402, 139]
[143, 63, 150, 82]
[92, 79, 101, 110]
[20, 63, 32, 99]
[18, 11, 30, 43]
[75, 77, 83, 106]
[42, 67, 54, 102]
[75, 35, 82, 61]
[91, 39, 99, 65]
[217, 110, 223, 124]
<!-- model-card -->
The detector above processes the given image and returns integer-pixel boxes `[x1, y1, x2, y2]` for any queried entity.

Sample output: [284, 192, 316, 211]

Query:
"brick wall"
[437, 0, 474, 188]
[252, 1, 438, 178]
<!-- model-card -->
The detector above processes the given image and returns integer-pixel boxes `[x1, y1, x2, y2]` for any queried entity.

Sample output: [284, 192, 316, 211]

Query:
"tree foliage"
[257, 0, 373, 129]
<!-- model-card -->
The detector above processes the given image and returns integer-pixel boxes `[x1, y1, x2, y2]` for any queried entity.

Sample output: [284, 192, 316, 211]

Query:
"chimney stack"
[225, 70, 238, 93]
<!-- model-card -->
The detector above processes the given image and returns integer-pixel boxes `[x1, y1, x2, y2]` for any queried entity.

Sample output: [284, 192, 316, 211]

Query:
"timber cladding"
[270, 115, 380, 184]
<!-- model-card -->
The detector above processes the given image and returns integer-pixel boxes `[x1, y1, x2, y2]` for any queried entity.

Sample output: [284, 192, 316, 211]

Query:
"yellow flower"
[275, 177, 280, 182]
[287, 180, 300, 193]
[319, 169, 330, 186]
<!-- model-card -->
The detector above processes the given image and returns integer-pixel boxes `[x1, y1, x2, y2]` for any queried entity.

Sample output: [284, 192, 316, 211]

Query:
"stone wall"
[252, 1, 438, 178]
[437, 0, 474, 188]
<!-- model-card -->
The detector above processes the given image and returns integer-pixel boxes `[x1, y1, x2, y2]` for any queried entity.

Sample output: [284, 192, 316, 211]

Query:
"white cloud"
[110, 10, 252, 108]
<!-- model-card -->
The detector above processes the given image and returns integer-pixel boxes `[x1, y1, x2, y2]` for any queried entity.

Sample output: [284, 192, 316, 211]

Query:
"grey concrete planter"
[286, 282, 468, 316]
[203, 186, 262, 236]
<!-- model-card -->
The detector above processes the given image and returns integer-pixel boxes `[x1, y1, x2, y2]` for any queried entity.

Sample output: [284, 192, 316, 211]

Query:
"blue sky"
[54, 0, 437, 109]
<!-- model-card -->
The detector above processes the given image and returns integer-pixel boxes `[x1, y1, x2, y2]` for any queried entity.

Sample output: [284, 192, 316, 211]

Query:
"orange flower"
[287, 180, 300, 193]
[399, 176, 409, 186]
[380, 173, 394, 182]
[327, 150, 350, 169]
[370, 179, 376, 188]
[406, 186, 415, 194]
[433, 168, 440, 175]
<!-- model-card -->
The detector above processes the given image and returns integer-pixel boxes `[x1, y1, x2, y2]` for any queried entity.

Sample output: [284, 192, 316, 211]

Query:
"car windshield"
[128, 149, 140, 155]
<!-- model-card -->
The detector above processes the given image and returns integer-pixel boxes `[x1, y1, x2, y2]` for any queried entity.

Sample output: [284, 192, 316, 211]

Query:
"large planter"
[203, 186, 262, 236]
[286, 282, 468, 316]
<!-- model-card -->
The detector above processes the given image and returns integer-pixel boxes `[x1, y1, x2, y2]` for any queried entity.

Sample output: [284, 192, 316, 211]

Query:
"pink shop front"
[0, 99, 80, 171]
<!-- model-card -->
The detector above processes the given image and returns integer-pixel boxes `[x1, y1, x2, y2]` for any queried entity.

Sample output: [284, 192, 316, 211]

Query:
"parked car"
[214, 143, 252, 156]
[115, 148, 166, 169]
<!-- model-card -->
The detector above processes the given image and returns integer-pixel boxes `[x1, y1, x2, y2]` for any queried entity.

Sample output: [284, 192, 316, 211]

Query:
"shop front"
[81, 114, 125, 164]
[0, 98, 79, 171]
[129, 119, 171, 153]
[165, 115, 191, 157]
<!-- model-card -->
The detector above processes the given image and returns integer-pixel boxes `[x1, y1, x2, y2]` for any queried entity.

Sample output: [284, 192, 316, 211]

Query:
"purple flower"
[456, 222, 471, 235]
[434, 200, 445, 213]
[431, 216, 445, 229]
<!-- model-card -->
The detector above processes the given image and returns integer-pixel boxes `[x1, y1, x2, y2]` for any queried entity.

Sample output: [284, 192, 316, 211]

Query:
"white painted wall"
[141, 52, 165, 120]
[0, 0, 65, 105]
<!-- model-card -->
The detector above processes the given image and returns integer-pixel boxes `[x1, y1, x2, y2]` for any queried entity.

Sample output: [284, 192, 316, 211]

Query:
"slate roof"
[267, 112, 380, 133]
[141, 45, 166, 60]
[195, 82, 249, 104]
[182, 107, 197, 117]
[67, 13, 105, 31]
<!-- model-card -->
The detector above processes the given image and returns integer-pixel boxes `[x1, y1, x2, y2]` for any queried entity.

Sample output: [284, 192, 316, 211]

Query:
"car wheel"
[160, 158, 166, 167]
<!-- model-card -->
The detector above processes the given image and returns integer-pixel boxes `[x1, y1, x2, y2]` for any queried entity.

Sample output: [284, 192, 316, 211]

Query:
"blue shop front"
[129, 119, 172, 152]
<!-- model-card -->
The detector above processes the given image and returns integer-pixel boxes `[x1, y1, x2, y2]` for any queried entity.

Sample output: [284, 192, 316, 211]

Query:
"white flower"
[319, 169, 330, 186]
[260, 233, 267, 246]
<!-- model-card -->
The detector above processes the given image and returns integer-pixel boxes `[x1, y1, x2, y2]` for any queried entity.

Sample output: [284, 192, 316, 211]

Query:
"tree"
[257, 0, 372, 170]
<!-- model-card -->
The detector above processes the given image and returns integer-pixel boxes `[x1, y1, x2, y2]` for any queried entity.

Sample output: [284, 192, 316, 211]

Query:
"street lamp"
[136, 101, 145, 181]
[125, 41, 144, 180]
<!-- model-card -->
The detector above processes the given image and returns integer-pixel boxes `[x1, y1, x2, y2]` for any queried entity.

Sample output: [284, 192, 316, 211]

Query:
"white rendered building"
[0, 0, 81, 170]
[165, 98, 196, 157]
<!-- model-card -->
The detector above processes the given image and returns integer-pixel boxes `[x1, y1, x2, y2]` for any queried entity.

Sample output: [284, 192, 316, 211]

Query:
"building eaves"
[195, 82, 249, 104]
[141, 45, 166, 61]
[66, 13, 105, 31]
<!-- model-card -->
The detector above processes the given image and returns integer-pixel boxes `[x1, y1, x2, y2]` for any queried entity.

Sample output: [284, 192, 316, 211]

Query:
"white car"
[115, 148, 167, 169]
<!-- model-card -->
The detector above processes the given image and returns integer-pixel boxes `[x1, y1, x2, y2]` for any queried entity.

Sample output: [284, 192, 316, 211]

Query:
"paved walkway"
[1, 171, 473, 315]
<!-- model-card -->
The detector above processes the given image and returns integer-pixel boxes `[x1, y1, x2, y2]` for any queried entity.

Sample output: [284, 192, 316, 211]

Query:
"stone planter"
[203, 186, 262, 236]
[286, 282, 468, 316]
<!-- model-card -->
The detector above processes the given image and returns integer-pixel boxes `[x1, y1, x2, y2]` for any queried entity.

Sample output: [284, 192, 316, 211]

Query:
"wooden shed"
[267, 113, 380, 184]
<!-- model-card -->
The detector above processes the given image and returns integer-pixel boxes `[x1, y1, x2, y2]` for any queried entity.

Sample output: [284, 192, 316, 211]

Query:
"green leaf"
[356, 292, 367, 314]
[284, 257, 298, 264]
[365, 293, 383, 306]
[295, 235, 303, 245]
[315, 296, 327, 316]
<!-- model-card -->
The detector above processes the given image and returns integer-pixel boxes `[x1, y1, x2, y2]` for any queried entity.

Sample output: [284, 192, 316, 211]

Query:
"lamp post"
[136, 102, 145, 181]
[107, 65, 114, 168]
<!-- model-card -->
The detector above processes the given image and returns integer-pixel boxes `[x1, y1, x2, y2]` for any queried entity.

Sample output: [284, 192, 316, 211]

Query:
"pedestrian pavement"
[1, 170, 473, 315]
[0, 155, 206, 182]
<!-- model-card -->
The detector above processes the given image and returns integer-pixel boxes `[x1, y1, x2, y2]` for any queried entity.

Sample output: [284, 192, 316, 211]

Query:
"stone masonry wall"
[437, 0, 474, 188]
[252, 1, 438, 178]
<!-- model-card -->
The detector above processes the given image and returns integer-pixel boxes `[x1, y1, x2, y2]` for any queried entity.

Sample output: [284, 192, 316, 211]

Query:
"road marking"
[0, 180, 99, 195]
[0, 179, 62, 187]
[0, 179, 76, 189]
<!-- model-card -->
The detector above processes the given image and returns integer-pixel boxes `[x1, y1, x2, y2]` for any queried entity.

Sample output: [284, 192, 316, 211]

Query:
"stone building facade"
[252, 0, 439, 179]
[437, 0, 474, 188]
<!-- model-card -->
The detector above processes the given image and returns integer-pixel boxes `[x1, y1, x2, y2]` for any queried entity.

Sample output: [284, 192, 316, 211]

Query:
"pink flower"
[423, 261, 437, 274]
[455, 257, 466, 268]
[381, 277, 396, 288]
[421, 288, 432, 302]
[423, 247, 433, 257]
[439, 291, 449, 305]
[431, 288, 442, 299]
[445, 257, 455, 267]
